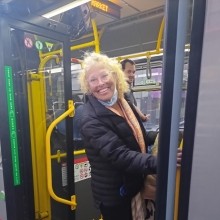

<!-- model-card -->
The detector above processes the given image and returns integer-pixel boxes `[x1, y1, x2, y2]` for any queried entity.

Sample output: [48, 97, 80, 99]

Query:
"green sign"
[5, 66, 21, 186]
[35, 40, 43, 50]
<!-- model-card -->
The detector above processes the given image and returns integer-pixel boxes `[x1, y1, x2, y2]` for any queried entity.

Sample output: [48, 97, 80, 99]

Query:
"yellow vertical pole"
[27, 72, 51, 220]
[174, 139, 183, 220]
[156, 17, 165, 52]
[27, 55, 60, 219]
[70, 19, 100, 53]
[91, 19, 100, 53]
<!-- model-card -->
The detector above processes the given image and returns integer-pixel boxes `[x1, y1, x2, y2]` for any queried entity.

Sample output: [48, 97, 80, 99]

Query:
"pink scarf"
[108, 98, 146, 220]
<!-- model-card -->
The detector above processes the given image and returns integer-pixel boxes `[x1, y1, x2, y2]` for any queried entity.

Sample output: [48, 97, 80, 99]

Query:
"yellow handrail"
[117, 49, 163, 61]
[70, 41, 96, 51]
[38, 55, 61, 71]
[45, 103, 77, 210]
[91, 19, 100, 53]
[39, 49, 63, 61]
[51, 149, 86, 162]
[174, 139, 183, 220]
[74, 149, 86, 155]
[70, 19, 100, 53]
[40, 19, 100, 59]
[156, 17, 165, 52]
[117, 17, 165, 61]
[38, 55, 61, 112]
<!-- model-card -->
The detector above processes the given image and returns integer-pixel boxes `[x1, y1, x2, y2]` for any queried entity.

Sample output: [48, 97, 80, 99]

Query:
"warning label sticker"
[74, 157, 91, 182]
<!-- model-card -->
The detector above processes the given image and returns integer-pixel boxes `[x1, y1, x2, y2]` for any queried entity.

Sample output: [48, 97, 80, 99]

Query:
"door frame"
[0, 14, 74, 220]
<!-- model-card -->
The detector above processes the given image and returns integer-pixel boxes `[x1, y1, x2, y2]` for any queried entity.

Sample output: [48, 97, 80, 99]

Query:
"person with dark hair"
[121, 59, 150, 122]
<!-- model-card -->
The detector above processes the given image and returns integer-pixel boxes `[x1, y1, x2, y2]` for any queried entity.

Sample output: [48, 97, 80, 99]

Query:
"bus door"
[0, 16, 75, 220]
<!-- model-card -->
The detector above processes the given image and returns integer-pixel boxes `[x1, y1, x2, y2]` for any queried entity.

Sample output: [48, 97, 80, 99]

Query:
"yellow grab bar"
[74, 149, 86, 156]
[46, 102, 77, 210]
[38, 55, 61, 113]
[51, 149, 86, 162]
[70, 19, 100, 53]
[174, 139, 183, 220]
[156, 17, 165, 52]
[91, 19, 100, 53]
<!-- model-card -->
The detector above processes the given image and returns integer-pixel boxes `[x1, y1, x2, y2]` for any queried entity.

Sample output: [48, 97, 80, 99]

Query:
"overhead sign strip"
[5, 66, 21, 186]
[91, 0, 121, 19]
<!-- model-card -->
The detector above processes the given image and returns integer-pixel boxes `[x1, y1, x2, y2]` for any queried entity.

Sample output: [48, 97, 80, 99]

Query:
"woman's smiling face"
[87, 65, 116, 101]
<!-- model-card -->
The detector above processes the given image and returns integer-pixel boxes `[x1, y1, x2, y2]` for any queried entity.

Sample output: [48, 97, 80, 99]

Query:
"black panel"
[0, 18, 35, 220]
[155, 0, 179, 219]
[0, 18, 18, 220]
[0, 16, 73, 220]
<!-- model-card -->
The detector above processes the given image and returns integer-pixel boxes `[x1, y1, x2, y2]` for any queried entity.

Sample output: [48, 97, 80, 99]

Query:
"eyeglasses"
[87, 72, 112, 86]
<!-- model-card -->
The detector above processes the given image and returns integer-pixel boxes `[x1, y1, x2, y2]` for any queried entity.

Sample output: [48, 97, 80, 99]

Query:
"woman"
[79, 52, 157, 220]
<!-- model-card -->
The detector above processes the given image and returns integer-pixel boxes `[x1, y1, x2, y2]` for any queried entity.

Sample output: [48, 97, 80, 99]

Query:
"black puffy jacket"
[80, 95, 157, 208]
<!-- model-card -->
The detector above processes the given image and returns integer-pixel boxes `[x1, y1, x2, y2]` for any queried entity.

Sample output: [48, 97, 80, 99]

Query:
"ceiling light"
[42, 0, 91, 18]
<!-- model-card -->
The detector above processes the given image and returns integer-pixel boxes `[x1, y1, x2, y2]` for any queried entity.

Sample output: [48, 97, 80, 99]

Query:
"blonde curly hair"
[78, 52, 129, 99]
